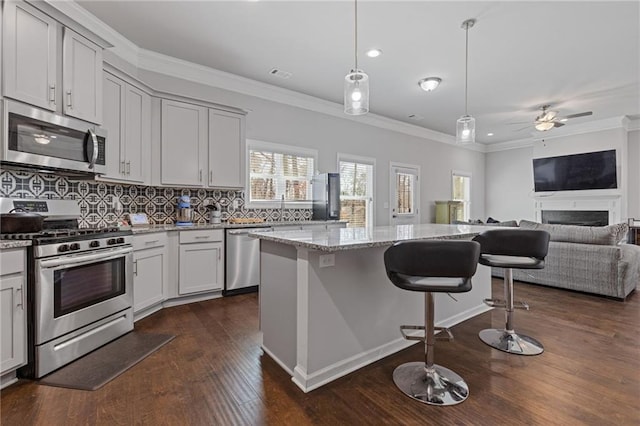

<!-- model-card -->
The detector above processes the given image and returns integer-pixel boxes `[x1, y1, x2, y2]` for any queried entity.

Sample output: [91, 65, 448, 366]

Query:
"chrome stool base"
[392, 361, 469, 406]
[479, 328, 544, 356]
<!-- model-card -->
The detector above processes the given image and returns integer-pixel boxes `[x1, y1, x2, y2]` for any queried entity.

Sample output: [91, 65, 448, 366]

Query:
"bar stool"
[472, 229, 550, 356]
[384, 240, 480, 406]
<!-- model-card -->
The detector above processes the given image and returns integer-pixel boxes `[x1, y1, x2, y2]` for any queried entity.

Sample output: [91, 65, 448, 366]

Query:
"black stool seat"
[384, 239, 480, 406]
[472, 229, 550, 356]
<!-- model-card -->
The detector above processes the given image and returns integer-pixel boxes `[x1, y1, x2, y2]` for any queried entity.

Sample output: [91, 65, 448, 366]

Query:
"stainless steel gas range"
[0, 198, 134, 378]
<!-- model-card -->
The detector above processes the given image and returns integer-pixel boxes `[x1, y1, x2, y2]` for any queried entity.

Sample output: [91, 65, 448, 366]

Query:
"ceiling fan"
[531, 105, 593, 131]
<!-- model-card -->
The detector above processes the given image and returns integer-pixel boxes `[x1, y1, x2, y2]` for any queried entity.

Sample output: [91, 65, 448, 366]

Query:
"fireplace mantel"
[534, 194, 622, 225]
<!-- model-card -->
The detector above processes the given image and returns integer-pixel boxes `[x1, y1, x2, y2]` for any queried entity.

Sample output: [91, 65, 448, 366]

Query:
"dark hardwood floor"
[2, 278, 639, 425]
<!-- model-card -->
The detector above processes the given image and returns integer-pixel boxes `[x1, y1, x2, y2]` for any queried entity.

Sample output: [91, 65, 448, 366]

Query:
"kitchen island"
[249, 223, 500, 393]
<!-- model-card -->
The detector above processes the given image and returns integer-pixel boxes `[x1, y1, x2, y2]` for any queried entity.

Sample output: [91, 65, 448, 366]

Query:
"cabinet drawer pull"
[50, 85, 56, 104]
[67, 91, 72, 108]
[145, 240, 160, 244]
[194, 235, 210, 239]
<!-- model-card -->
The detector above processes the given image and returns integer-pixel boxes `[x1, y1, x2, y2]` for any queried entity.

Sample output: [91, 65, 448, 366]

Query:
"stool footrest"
[400, 325, 425, 341]
[399, 325, 454, 342]
[483, 298, 506, 308]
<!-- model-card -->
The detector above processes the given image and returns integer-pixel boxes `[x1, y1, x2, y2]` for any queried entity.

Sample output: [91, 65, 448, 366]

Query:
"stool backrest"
[384, 240, 480, 278]
[472, 229, 550, 259]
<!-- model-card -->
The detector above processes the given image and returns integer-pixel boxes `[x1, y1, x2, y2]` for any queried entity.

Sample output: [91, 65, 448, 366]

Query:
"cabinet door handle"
[199, 169, 203, 182]
[50, 85, 56, 105]
[120, 161, 126, 174]
[66, 91, 72, 108]
[16, 286, 23, 310]
[126, 161, 131, 175]
[133, 260, 138, 276]
[218, 248, 221, 260]
[209, 170, 213, 183]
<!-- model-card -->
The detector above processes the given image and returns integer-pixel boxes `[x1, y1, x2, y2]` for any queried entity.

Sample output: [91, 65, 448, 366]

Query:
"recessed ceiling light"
[366, 49, 382, 58]
[418, 77, 442, 92]
[487, 132, 494, 136]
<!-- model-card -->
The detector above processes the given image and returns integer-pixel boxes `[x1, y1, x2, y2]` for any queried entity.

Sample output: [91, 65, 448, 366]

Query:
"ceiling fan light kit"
[344, 0, 369, 115]
[456, 18, 476, 144]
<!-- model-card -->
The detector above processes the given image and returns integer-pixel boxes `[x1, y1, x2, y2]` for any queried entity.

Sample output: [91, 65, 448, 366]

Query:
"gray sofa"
[492, 220, 640, 300]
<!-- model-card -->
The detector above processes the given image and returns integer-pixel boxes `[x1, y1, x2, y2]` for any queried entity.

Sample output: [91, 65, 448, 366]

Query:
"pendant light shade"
[456, 18, 476, 144]
[456, 115, 476, 144]
[344, 69, 369, 115]
[344, 0, 369, 115]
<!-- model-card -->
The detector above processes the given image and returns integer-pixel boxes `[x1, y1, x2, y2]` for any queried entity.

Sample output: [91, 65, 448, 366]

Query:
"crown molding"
[42, 0, 140, 65]
[483, 137, 534, 153]
[624, 116, 640, 131]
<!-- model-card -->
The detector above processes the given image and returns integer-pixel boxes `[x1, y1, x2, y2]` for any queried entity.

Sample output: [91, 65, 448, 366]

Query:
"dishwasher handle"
[227, 227, 272, 235]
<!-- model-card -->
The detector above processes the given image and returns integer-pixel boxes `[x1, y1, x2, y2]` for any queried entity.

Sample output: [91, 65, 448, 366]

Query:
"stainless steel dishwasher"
[225, 227, 271, 296]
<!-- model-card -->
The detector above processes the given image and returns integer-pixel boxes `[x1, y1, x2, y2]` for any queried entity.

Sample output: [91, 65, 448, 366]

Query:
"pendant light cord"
[354, 0, 358, 71]
[464, 21, 469, 116]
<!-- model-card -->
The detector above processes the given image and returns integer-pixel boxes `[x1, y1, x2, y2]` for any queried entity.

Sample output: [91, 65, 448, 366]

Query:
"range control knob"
[58, 244, 69, 253]
[107, 239, 117, 245]
[89, 241, 100, 248]
[116, 237, 125, 244]
[69, 243, 81, 251]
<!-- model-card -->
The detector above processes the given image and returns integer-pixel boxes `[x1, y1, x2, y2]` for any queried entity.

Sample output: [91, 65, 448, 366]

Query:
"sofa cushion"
[519, 220, 628, 245]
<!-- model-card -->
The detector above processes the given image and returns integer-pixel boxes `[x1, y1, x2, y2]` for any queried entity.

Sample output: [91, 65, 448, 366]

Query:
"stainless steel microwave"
[2, 100, 106, 174]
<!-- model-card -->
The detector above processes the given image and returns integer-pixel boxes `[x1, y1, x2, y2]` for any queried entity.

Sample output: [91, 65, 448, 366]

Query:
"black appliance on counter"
[312, 173, 340, 220]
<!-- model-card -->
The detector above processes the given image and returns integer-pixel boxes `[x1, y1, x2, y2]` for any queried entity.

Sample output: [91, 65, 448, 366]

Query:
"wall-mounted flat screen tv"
[533, 149, 617, 192]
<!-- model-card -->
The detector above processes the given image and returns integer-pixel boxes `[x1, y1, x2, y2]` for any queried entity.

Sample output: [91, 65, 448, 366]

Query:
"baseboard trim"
[289, 302, 491, 393]
[261, 345, 294, 376]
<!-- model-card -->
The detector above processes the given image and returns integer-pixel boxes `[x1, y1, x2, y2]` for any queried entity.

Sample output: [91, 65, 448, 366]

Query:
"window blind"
[249, 149, 314, 202]
[339, 159, 373, 227]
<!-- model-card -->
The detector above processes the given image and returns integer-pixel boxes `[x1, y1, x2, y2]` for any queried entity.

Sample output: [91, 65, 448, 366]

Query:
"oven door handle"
[38, 247, 133, 269]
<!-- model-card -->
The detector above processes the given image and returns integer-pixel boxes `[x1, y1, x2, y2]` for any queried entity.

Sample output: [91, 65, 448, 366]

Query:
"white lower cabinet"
[179, 230, 224, 295]
[0, 248, 27, 387]
[133, 233, 168, 318]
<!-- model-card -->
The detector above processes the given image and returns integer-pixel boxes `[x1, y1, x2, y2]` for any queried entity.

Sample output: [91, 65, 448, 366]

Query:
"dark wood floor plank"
[1, 280, 639, 425]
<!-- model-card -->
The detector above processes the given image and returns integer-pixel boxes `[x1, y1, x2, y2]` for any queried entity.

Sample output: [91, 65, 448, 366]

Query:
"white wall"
[486, 126, 634, 223]
[628, 129, 640, 218]
[139, 70, 486, 225]
[485, 146, 535, 221]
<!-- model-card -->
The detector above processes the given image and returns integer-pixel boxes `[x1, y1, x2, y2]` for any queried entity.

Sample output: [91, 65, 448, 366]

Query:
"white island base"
[259, 240, 491, 393]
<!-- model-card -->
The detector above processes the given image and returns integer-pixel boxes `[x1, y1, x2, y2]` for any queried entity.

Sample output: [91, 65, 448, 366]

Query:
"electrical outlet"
[319, 254, 335, 268]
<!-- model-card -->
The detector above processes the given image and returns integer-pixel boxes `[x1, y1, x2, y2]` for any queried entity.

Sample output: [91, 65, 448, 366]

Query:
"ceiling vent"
[269, 68, 292, 79]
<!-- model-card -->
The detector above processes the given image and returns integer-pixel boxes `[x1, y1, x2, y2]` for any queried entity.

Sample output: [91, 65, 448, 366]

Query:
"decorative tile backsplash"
[0, 170, 311, 228]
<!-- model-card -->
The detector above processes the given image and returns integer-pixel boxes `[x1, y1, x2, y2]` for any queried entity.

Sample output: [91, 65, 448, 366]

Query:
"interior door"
[390, 163, 420, 226]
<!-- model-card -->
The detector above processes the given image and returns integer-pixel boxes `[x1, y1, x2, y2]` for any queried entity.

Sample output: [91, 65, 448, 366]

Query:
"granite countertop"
[0, 240, 32, 249]
[131, 220, 346, 235]
[249, 223, 508, 252]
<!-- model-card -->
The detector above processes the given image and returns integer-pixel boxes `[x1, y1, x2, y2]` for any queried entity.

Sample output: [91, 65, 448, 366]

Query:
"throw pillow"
[519, 220, 629, 245]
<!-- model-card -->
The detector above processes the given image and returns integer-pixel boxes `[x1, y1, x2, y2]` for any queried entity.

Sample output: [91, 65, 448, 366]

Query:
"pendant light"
[456, 19, 476, 144]
[344, 0, 369, 115]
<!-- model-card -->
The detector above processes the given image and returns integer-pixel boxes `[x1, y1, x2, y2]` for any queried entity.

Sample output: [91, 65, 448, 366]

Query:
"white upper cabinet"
[161, 99, 208, 187]
[208, 109, 245, 188]
[2, 0, 57, 111]
[62, 28, 103, 124]
[102, 72, 150, 183]
[2, 1, 103, 124]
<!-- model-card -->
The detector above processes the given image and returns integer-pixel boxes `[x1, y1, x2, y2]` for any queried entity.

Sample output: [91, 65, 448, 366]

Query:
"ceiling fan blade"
[560, 111, 593, 120]
[553, 121, 566, 128]
[507, 121, 531, 125]
[514, 125, 532, 132]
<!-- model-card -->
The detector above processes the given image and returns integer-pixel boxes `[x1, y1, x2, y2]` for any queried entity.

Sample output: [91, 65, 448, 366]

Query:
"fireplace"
[541, 210, 608, 226]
